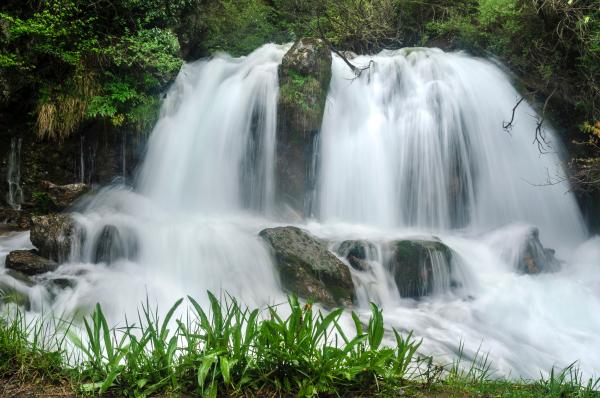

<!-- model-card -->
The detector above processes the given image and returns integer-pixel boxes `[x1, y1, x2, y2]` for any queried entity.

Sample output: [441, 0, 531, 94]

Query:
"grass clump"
[66, 294, 421, 397]
[0, 292, 599, 397]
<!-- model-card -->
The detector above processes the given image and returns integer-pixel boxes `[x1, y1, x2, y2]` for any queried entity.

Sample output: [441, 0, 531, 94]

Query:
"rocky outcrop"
[387, 238, 456, 299]
[30, 214, 78, 262]
[259, 226, 354, 307]
[276, 38, 332, 213]
[335, 240, 376, 272]
[40, 181, 90, 210]
[93, 225, 138, 264]
[5, 249, 58, 275]
[517, 228, 560, 274]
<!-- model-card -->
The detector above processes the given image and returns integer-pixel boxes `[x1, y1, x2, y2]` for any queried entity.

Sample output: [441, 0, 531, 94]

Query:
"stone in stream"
[276, 38, 332, 214]
[516, 227, 560, 274]
[93, 225, 139, 264]
[386, 238, 457, 299]
[5, 249, 58, 275]
[259, 226, 354, 307]
[334, 240, 377, 272]
[30, 213, 79, 262]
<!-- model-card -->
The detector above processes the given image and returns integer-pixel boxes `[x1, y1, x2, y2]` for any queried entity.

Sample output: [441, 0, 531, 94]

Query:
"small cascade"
[6, 137, 23, 210]
[79, 135, 85, 184]
[428, 249, 452, 295]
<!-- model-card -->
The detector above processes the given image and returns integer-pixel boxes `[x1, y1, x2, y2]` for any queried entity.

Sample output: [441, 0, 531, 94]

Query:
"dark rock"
[93, 225, 138, 264]
[5, 249, 58, 275]
[517, 228, 560, 274]
[47, 277, 76, 289]
[0, 208, 30, 229]
[335, 240, 377, 272]
[387, 238, 455, 298]
[259, 226, 354, 307]
[276, 38, 332, 213]
[30, 214, 79, 262]
[40, 181, 90, 210]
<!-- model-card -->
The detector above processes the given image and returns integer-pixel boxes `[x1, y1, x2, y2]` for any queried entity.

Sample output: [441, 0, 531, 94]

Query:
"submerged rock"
[30, 214, 78, 262]
[387, 238, 456, 298]
[335, 240, 376, 272]
[0, 280, 30, 308]
[517, 228, 560, 274]
[93, 225, 138, 264]
[259, 226, 354, 307]
[5, 249, 58, 275]
[276, 38, 332, 213]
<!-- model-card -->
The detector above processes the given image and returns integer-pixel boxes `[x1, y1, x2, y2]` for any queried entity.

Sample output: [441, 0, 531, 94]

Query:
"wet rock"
[0, 208, 30, 230]
[387, 238, 455, 298]
[276, 38, 332, 213]
[30, 214, 78, 262]
[93, 225, 138, 264]
[40, 181, 90, 210]
[335, 240, 376, 272]
[5, 270, 35, 287]
[0, 281, 30, 308]
[47, 277, 76, 289]
[5, 249, 58, 275]
[259, 226, 354, 307]
[517, 228, 560, 274]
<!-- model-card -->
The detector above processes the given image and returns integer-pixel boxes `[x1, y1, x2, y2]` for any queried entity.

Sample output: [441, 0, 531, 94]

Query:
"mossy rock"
[276, 38, 332, 213]
[259, 226, 354, 307]
[30, 214, 79, 262]
[387, 238, 454, 299]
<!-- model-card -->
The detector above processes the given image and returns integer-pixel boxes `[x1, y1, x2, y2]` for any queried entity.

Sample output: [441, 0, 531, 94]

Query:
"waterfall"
[317, 49, 586, 246]
[2, 44, 599, 379]
[137, 44, 285, 214]
[6, 137, 23, 210]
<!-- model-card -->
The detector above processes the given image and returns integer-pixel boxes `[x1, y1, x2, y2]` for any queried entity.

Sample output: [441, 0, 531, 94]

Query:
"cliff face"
[0, 121, 145, 212]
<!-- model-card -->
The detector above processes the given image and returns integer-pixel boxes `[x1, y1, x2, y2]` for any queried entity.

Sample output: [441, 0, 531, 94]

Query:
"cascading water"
[317, 49, 586, 245]
[1, 44, 599, 380]
[5, 137, 24, 210]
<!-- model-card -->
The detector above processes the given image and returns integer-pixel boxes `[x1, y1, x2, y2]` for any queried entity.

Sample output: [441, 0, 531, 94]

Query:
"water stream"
[5, 137, 24, 210]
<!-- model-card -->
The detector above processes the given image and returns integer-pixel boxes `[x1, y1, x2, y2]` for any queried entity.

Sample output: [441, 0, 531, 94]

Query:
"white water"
[6, 137, 23, 210]
[1, 44, 599, 380]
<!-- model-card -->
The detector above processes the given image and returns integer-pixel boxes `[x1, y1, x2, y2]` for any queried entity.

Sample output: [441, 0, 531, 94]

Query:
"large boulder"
[387, 238, 457, 299]
[5, 249, 57, 275]
[517, 228, 560, 274]
[276, 38, 332, 213]
[30, 214, 78, 262]
[335, 240, 377, 272]
[259, 226, 354, 307]
[93, 225, 138, 264]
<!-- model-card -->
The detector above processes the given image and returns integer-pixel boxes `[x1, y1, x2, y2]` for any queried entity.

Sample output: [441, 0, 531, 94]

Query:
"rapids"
[1, 43, 599, 379]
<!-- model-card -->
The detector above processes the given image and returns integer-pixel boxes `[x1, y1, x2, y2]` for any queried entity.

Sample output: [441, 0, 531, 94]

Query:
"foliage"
[202, 0, 281, 57]
[0, 0, 186, 139]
